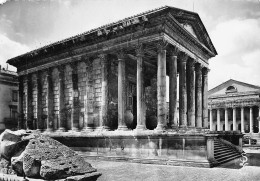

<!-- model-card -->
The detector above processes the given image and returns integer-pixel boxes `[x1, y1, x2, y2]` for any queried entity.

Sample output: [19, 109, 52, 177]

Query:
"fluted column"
[117, 50, 128, 130]
[46, 69, 54, 132]
[217, 109, 220, 131]
[209, 109, 213, 131]
[36, 71, 43, 131]
[58, 65, 66, 131]
[233, 107, 237, 131]
[202, 68, 209, 128]
[136, 45, 146, 130]
[98, 54, 109, 130]
[187, 58, 195, 127]
[18, 76, 24, 130]
[156, 41, 167, 131]
[71, 62, 79, 132]
[241, 107, 245, 133]
[195, 64, 202, 128]
[179, 53, 188, 128]
[169, 46, 179, 129]
[250, 107, 253, 133]
[225, 108, 229, 131]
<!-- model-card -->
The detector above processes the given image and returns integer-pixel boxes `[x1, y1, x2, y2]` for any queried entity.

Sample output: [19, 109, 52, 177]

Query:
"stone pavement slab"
[88, 159, 260, 181]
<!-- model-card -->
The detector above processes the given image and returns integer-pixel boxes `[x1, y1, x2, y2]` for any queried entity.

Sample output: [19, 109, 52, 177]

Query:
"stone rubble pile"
[0, 129, 101, 180]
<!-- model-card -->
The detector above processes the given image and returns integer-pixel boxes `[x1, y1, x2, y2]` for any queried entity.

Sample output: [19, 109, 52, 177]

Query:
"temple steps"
[214, 139, 241, 164]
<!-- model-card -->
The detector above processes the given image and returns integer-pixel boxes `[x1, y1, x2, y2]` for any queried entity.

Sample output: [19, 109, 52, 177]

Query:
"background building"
[208, 79, 260, 133]
[0, 66, 18, 133]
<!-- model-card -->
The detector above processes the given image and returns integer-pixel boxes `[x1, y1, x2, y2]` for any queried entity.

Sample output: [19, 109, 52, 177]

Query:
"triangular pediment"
[165, 6, 217, 56]
[209, 79, 260, 96]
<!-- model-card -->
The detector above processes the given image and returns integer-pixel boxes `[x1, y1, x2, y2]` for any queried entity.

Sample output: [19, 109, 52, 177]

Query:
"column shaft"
[83, 59, 93, 132]
[46, 70, 54, 132]
[98, 54, 109, 130]
[156, 43, 167, 130]
[71, 63, 79, 131]
[209, 109, 213, 131]
[18, 76, 24, 130]
[179, 53, 188, 128]
[241, 107, 245, 133]
[117, 52, 128, 130]
[233, 108, 237, 131]
[217, 109, 220, 131]
[58, 66, 66, 131]
[195, 64, 202, 128]
[258, 107, 260, 133]
[250, 107, 253, 133]
[225, 108, 229, 131]
[36, 72, 43, 131]
[26, 74, 33, 130]
[202, 68, 209, 128]
[136, 46, 146, 130]
[187, 59, 195, 127]
[169, 48, 178, 128]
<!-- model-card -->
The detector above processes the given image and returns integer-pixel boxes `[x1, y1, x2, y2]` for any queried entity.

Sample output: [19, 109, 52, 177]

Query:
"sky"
[0, 0, 260, 90]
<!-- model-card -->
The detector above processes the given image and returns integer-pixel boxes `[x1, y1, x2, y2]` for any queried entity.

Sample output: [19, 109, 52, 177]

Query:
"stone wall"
[92, 58, 102, 128]
[41, 71, 48, 129]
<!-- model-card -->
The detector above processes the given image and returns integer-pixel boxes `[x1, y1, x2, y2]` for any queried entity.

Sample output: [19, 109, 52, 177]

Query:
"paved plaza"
[89, 154, 260, 181]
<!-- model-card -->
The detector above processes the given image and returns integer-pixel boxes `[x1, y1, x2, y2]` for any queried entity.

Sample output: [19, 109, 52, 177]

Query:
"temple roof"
[7, 6, 217, 67]
[208, 79, 260, 96]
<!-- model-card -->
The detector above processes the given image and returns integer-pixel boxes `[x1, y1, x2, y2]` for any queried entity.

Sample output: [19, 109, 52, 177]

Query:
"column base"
[57, 127, 66, 132]
[96, 126, 109, 131]
[44, 128, 53, 132]
[81, 127, 93, 133]
[35, 129, 42, 132]
[70, 127, 79, 132]
[155, 124, 165, 132]
[117, 125, 128, 131]
[135, 125, 146, 130]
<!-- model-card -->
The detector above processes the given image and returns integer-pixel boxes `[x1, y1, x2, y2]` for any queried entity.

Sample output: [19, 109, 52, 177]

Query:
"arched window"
[226, 85, 237, 93]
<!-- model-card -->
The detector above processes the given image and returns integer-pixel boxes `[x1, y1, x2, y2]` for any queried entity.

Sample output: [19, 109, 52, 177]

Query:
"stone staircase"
[214, 139, 241, 164]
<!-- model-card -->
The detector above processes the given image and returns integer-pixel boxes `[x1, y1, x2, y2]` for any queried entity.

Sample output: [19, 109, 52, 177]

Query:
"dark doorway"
[231, 124, 233, 131]
[132, 96, 137, 129]
[238, 123, 241, 131]
[223, 124, 225, 131]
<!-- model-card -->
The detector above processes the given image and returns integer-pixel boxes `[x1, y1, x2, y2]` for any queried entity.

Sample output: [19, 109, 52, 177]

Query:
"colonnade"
[209, 106, 260, 133]
[17, 42, 209, 132]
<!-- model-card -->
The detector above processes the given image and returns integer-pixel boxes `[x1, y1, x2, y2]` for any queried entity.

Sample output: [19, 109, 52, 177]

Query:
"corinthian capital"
[135, 44, 144, 57]
[156, 39, 168, 53]
[116, 49, 127, 60]
[202, 67, 210, 76]
[179, 52, 189, 63]
[168, 46, 180, 57]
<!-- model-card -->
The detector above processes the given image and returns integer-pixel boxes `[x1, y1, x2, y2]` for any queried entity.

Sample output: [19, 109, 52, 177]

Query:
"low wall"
[46, 131, 216, 167]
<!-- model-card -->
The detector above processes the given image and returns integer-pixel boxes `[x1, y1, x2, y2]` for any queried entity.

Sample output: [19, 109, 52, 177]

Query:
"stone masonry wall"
[23, 78, 27, 120]
[92, 58, 102, 128]
[32, 74, 37, 122]
[52, 68, 59, 130]
[77, 62, 87, 129]
[41, 71, 48, 129]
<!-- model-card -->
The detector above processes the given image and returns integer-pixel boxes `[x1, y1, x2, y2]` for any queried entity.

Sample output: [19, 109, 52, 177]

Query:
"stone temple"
[7, 6, 243, 167]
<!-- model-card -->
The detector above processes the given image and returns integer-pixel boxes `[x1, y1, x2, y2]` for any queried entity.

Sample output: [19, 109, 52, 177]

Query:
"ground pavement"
[88, 157, 260, 181]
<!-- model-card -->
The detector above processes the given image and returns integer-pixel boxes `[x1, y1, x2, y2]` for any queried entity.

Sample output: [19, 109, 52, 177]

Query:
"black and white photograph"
[0, 0, 260, 180]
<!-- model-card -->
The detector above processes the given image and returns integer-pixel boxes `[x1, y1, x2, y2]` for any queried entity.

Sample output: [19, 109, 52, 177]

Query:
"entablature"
[208, 98, 260, 109]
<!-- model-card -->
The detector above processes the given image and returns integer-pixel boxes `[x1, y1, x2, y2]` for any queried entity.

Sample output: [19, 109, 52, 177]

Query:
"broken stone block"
[11, 151, 24, 176]
[65, 172, 102, 181]
[0, 129, 28, 160]
[40, 155, 97, 180]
